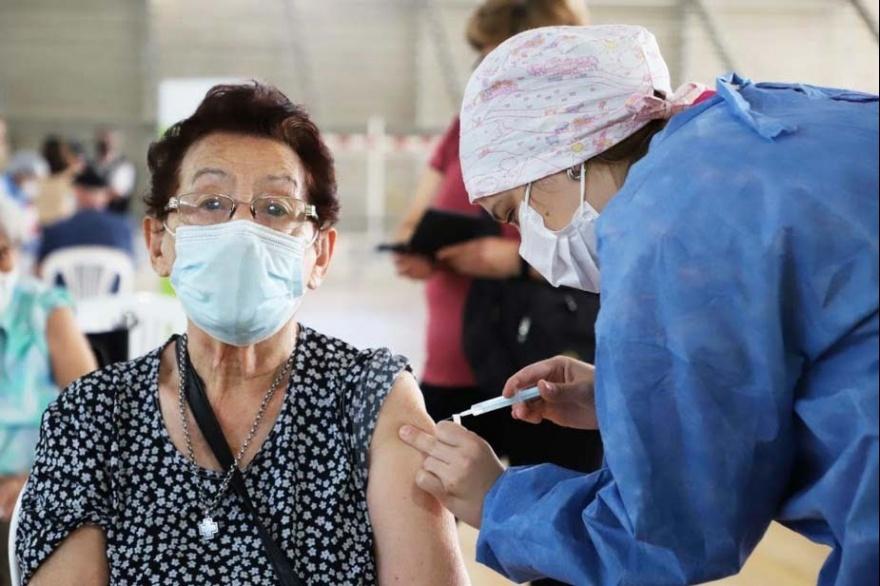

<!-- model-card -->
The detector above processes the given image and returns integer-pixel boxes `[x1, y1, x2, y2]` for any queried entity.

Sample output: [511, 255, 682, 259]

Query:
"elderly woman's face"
[144, 132, 335, 290]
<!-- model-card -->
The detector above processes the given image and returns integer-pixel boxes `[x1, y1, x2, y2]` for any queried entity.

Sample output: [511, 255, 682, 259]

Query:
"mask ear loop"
[566, 162, 588, 216]
[579, 162, 586, 214]
[571, 161, 600, 217]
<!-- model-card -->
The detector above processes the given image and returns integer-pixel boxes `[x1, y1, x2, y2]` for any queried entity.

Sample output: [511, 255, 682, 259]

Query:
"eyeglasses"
[164, 193, 319, 239]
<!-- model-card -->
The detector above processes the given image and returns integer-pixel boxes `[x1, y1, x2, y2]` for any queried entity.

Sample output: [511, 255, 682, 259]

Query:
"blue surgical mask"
[170, 220, 308, 346]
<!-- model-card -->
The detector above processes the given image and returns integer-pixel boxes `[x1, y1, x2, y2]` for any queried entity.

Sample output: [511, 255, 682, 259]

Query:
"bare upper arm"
[46, 306, 97, 389]
[367, 372, 470, 586]
[28, 525, 109, 586]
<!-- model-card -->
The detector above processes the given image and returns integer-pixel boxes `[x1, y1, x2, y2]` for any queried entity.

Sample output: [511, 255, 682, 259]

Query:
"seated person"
[36, 136, 83, 227]
[0, 194, 96, 582]
[0, 151, 47, 206]
[15, 83, 469, 585]
[93, 128, 137, 215]
[37, 165, 134, 266]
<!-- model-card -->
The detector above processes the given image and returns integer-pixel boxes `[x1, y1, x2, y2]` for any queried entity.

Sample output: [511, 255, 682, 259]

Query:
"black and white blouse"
[16, 325, 410, 585]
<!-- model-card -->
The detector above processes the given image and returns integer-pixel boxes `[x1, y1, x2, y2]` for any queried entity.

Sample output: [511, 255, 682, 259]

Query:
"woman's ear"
[307, 228, 337, 290]
[143, 216, 173, 277]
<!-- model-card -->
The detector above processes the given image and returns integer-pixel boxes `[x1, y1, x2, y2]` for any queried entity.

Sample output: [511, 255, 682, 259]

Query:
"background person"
[0, 194, 96, 586]
[36, 136, 82, 227]
[392, 8, 602, 554]
[37, 165, 135, 269]
[0, 151, 47, 207]
[93, 128, 136, 215]
[401, 25, 879, 585]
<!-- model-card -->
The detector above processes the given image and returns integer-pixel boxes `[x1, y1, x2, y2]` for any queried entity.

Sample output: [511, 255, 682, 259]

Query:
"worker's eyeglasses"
[164, 193, 319, 240]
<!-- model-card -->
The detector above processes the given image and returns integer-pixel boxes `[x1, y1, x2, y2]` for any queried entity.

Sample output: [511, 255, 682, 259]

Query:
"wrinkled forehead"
[179, 132, 307, 194]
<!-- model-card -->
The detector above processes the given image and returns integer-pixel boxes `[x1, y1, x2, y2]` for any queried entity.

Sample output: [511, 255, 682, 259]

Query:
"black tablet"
[377, 209, 500, 257]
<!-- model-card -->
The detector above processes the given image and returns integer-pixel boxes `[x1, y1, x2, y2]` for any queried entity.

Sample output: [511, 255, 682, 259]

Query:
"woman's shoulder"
[299, 326, 415, 482]
[300, 325, 411, 382]
[48, 351, 159, 423]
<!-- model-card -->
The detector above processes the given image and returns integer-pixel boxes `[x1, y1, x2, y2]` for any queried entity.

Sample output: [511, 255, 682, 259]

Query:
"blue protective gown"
[476, 75, 879, 585]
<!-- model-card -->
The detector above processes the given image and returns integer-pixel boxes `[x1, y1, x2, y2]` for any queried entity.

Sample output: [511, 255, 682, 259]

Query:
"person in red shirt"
[393, 17, 602, 582]
[395, 115, 520, 430]
[395, 0, 587, 408]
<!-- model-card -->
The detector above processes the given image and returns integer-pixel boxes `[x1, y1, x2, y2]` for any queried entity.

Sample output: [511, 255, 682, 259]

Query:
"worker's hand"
[398, 421, 504, 528]
[0, 473, 27, 521]
[436, 237, 521, 279]
[503, 355, 598, 430]
[393, 252, 435, 280]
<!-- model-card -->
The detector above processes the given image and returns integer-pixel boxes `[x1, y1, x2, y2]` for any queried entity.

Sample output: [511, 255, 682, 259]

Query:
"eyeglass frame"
[163, 192, 321, 241]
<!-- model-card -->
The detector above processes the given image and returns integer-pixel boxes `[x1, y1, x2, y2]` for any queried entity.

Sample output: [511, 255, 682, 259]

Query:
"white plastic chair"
[41, 246, 135, 302]
[75, 292, 188, 359]
[7, 481, 24, 586]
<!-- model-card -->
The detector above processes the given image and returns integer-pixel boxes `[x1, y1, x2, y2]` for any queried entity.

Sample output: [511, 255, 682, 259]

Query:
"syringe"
[451, 386, 541, 424]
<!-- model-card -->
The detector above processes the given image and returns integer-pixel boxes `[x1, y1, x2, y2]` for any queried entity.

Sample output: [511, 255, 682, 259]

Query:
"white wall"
[1, 0, 877, 226]
[0, 0, 154, 189]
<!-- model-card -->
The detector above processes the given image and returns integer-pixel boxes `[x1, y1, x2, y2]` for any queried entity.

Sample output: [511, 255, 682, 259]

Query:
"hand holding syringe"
[448, 386, 542, 424]
[400, 357, 597, 529]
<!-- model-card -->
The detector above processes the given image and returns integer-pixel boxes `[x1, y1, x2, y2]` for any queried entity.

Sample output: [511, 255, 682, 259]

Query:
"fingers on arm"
[369, 373, 469, 584]
[400, 425, 459, 464]
[415, 468, 447, 498]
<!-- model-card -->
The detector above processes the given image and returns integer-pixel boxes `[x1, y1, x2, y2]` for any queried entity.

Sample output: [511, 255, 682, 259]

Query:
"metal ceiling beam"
[846, 0, 879, 43]
[689, 0, 738, 72]
[420, 0, 463, 110]
[281, 0, 318, 112]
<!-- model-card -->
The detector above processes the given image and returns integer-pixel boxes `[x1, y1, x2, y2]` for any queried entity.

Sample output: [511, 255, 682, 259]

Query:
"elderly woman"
[15, 84, 468, 585]
[0, 194, 96, 586]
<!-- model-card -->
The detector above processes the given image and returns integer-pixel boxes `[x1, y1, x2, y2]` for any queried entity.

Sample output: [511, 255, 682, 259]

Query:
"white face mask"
[0, 268, 19, 315]
[518, 163, 601, 292]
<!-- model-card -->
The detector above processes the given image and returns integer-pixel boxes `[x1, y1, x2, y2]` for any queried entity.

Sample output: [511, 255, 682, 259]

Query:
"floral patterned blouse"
[16, 325, 410, 585]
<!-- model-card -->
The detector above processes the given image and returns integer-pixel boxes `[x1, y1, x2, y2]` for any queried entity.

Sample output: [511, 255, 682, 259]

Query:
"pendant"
[198, 515, 219, 540]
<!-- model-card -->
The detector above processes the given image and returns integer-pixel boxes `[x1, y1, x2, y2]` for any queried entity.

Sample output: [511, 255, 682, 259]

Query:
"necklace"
[175, 334, 296, 540]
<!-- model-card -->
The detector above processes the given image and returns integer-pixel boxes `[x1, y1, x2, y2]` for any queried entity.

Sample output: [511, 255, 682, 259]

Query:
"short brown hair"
[466, 0, 585, 52]
[145, 82, 339, 229]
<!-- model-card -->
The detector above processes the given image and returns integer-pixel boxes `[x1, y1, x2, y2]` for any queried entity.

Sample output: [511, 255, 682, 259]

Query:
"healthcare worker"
[399, 25, 879, 585]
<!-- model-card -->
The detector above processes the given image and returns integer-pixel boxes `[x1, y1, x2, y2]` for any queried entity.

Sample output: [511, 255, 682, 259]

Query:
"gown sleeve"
[477, 218, 799, 584]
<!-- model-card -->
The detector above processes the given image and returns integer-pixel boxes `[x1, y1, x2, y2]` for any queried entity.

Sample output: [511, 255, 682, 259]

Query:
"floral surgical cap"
[460, 25, 705, 201]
